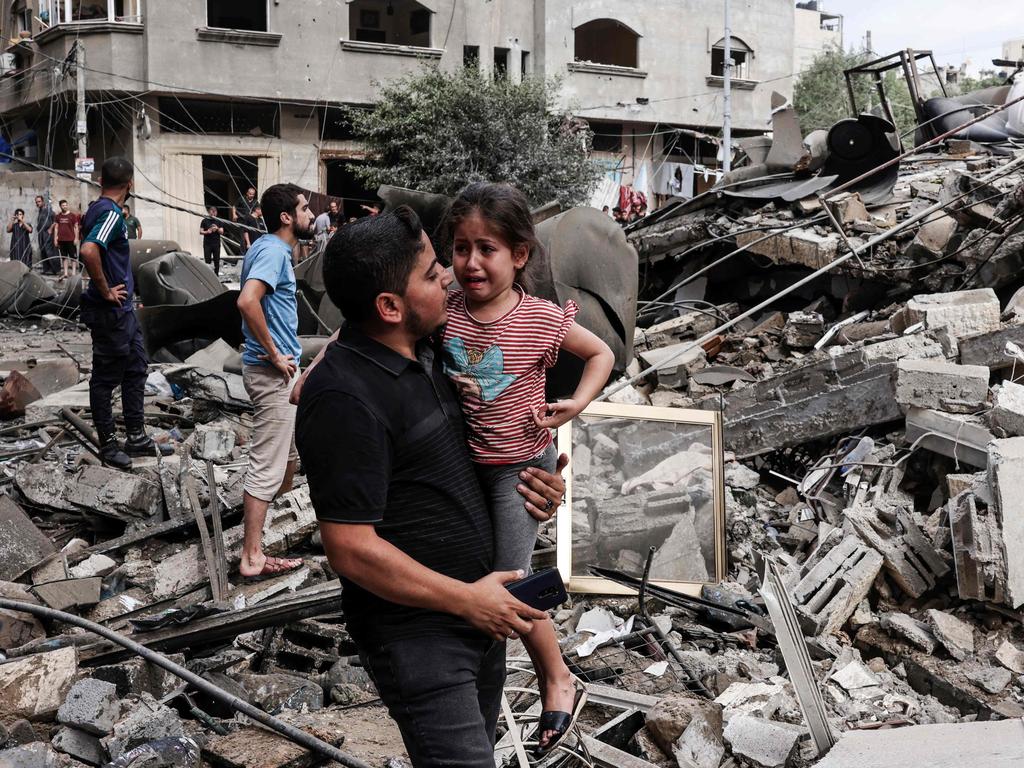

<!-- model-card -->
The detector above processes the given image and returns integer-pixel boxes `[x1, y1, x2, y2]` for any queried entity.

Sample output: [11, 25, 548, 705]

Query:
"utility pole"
[722, 0, 732, 173]
[75, 42, 89, 213]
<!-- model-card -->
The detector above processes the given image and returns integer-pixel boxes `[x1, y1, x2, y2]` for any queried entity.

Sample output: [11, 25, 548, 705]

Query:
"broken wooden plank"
[82, 582, 343, 662]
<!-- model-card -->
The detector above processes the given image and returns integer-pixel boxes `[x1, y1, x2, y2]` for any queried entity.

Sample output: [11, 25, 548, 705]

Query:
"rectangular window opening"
[464, 45, 480, 69]
[207, 0, 267, 32]
[521, 50, 530, 77]
[493, 46, 509, 81]
[158, 98, 279, 137]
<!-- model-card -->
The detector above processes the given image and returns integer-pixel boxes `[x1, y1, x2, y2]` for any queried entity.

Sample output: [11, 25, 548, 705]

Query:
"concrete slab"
[0, 647, 79, 719]
[0, 496, 56, 581]
[905, 288, 1001, 340]
[895, 358, 989, 410]
[814, 719, 1024, 768]
[987, 437, 1024, 608]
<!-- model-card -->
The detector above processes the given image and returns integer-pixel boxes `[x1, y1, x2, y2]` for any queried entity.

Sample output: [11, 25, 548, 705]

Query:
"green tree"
[348, 66, 601, 207]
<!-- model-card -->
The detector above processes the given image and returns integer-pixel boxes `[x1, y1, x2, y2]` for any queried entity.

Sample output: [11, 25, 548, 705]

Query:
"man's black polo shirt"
[295, 326, 494, 642]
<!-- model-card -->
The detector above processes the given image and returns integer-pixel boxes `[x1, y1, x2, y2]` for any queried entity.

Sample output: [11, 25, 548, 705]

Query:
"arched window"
[711, 36, 753, 80]
[574, 19, 639, 69]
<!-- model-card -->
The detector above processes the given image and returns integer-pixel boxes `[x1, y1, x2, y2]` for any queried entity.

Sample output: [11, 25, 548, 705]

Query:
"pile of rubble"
[5, 131, 1024, 768]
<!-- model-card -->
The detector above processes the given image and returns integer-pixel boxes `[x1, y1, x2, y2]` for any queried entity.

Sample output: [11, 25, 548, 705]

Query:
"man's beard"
[404, 305, 442, 340]
[294, 220, 315, 240]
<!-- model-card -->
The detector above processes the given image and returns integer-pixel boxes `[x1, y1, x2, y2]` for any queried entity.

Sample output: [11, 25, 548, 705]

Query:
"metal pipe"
[722, 0, 732, 173]
[0, 599, 373, 768]
[600, 154, 1024, 401]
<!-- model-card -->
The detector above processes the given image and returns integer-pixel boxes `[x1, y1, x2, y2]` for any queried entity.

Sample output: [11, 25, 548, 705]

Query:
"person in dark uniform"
[79, 157, 162, 469]
[200, 205, 224, 275]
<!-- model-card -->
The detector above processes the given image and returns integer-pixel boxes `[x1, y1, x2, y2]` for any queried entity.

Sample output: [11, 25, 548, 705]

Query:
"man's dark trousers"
[356, 631, 506, 767]
[203, 242, 220, 275]
[81, 306, 148, 438]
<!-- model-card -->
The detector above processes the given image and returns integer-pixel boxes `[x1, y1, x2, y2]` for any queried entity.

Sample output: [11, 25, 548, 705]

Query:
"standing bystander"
[53, 199, 81, 278]
[35, 196, 59, 274]
[236, 183, 315, 577]
[200, 206, 224, 275]
[122, 204, 142, 239]
[6, 208, 33, 266]
[78, 157, 162, 469]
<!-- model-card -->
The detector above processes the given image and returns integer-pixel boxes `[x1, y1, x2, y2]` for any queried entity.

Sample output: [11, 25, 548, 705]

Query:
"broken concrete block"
[722, 715, 802, 768]
[191, 422, 237, 462]
[232, 673, 323, 714]
[22, 381, 91, 423]
[948, 492, 1005, 603]
[714, 681, 795, 722]
[789, 530, 884, 636]
[905, 407, 993, 468]
[57, 679, 120, 736]
[674, 711, 725, 768]
[643, 310, 718, 348]
[905, 288, 1001, 340]
[32, 577, 102, 611]
[725, 462, 760, 490]
[638, 342, 706, 389]
[51, 727, 105, 766]
[988, 380, 1024, 436]
[0, 496, 56, 581]
[895, 358, 989, 410]
[721, 335, 943, 458]
[0, 360, 79, 419]
[987, 437, 1024, 609]
[735, 227, 840, 269]
[846, 507, 949, 598]
[830, 658, 881, 692]
[880, 612, 937, 653]
[644, 694, 722, 756]
[782, 311, 824, 349]
[924, 610, 975, 661]
[5, 719, 38, 746]
[0, 647, 78, 719]
[67, 554, 117, 580]
[994, 639, 1024, 674]
[965, 665, 1011, 694]
[814, 718, 1024, 768]
[0, 607, 46, 651]
[102, 694, 183, 760]
[906, 213, 957, 260]
[15, 464, 161, 523]
[91, 656, 185, 699]
[0, 742, 61, 768]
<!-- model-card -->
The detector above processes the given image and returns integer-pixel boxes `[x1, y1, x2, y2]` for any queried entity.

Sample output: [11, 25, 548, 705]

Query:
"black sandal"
[532, 680, 587, 757]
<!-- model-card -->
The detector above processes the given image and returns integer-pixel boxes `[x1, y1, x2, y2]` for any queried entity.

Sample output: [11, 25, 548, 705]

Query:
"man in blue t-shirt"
[79, 157, 162, 469]
[237, 183, 315, 577]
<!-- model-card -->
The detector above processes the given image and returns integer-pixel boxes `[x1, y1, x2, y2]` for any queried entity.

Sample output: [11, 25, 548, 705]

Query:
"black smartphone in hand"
[506, 568, 568, 612]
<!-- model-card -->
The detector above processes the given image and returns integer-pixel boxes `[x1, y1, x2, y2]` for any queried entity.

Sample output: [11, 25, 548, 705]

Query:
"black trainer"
[99, 438, 132, 470]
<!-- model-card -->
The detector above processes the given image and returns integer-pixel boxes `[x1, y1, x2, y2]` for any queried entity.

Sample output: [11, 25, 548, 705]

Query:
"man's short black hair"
[323, 205, 425, 325]
[101, 156, 134, 188]
[59, 199, 67, 205]
[260, 184, 304, 234]
[14, 208, 24, 216]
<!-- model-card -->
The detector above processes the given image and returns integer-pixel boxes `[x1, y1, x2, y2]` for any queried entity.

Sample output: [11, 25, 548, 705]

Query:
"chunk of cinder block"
[896, 358, 989, 410]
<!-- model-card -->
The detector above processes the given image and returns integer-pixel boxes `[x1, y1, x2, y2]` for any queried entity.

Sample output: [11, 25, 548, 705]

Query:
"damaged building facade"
[0, 0, 824, 256]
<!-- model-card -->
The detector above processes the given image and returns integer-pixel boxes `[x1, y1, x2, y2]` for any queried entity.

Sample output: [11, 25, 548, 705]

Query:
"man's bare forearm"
[322, 526, 472, 617]
[80, 244, 110, 296]
[237, 299, 279, 359]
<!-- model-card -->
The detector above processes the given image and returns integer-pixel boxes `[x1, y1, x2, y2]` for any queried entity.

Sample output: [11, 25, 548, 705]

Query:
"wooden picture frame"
[555, 402, 726, 596]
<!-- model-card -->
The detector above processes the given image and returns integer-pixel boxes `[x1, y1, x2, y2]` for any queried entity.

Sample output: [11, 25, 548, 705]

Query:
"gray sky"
[824, 0, 1024, 73]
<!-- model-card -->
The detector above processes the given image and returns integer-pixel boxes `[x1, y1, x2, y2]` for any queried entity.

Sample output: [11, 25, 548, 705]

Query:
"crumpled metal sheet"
[820, 114, 900, 205]
[136, 252, 226, 307]
[137, 291, 243, 358]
